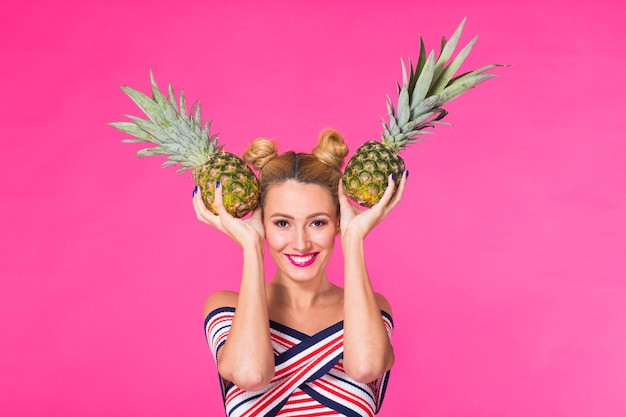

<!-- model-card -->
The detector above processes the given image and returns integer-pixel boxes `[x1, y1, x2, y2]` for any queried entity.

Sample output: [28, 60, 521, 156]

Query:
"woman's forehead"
[264, 180, 335, 214]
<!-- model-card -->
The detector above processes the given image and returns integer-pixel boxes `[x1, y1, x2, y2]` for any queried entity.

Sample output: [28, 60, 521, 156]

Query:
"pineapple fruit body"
[342, 141, 404, 208]
[195, 152, 259, 218]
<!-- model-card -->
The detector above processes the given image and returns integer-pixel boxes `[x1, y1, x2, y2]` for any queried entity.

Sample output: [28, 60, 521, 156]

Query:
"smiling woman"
[264, 181, 338, 282]
[193, 129, 407, 416]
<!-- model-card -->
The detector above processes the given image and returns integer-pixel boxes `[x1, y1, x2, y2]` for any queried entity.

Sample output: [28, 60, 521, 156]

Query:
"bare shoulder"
[374, 292, 393, 317]
[203, 290, 239, 318]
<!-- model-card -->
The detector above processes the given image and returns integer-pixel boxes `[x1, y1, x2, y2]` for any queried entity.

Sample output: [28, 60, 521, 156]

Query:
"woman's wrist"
[240, 233, 264, 253]
[341, 228, 365, 252]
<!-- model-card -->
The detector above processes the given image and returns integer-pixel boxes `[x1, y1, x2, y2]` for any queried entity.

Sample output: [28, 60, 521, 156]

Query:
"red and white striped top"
[205, 307, 393, 417]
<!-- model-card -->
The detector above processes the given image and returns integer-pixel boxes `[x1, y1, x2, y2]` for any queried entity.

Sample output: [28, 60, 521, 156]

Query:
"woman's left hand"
[338, 172, 407, 242]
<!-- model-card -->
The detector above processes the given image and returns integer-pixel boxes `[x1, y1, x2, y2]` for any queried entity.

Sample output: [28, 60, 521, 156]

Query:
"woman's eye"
[311, 220, 327, 227]
[274, 220, 289, 228]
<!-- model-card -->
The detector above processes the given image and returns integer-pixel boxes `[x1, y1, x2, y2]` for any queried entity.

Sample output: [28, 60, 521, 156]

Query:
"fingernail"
[192, 186, 198, 196]
[391, 173, 396, 181]
[216, 181, 221, 188]
[405, 170, 410, 178]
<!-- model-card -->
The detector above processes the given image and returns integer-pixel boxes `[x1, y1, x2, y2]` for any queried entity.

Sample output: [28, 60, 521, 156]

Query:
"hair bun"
[243, 138, 279, 171]
[312, 129, 349, 171]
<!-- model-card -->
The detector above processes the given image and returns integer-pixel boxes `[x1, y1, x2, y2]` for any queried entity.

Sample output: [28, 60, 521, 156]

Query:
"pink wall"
[2, 0, 625, 416]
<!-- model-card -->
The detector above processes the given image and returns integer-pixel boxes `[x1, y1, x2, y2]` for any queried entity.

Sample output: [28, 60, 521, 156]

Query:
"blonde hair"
[243, 129, 349, 213]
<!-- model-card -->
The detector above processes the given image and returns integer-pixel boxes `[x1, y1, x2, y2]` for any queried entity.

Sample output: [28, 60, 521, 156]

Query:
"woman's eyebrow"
[269, 212, 331, 219]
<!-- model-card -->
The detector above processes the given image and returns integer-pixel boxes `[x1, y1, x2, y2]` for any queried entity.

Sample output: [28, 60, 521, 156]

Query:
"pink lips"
[286, 252, 318, 267]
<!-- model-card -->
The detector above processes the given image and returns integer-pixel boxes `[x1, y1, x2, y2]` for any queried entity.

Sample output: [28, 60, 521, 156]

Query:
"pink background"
[2, 0, 625, 416]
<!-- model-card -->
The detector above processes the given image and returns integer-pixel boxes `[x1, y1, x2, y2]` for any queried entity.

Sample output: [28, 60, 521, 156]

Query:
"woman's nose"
[293, 228, 311, 251]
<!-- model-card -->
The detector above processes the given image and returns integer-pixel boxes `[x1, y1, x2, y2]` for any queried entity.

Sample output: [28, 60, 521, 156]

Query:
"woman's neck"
[267, 274, 338, 311]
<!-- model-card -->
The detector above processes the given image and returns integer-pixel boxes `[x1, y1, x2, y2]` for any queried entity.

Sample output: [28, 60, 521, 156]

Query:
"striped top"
[205, 307, 393, 417]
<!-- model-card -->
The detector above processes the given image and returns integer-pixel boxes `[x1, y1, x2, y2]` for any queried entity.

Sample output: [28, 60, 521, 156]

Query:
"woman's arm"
[342, 234, 395, 383]
[203, 240, 274, 391]
[195, 184, 275, 391]
[339, 173, 407, 383]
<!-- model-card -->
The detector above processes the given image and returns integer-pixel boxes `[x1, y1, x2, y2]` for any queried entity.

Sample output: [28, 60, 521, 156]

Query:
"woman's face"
[263, 180, 339, 283]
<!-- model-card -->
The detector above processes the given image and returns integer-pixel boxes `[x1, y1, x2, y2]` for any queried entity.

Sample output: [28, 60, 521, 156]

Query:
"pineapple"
[111, 70, 259, 218]
[342, 18, 502, 207]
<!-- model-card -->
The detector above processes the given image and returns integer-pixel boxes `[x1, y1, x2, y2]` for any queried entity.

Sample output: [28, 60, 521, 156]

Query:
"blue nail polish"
[216, 181, 221, 188]
[192, 186, 198, 196]
[405, 170, 410, 178]
[391, 173, 396, 181]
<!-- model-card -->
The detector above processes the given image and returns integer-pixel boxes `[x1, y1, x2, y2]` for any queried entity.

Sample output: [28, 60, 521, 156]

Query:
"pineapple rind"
[342, 141, 404, 208]
[195, 152, 260, 218]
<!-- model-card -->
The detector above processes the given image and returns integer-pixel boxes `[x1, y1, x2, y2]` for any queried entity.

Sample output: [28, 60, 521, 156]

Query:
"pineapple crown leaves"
[382, 18, 504, 151]
[110, 70, 223, 174]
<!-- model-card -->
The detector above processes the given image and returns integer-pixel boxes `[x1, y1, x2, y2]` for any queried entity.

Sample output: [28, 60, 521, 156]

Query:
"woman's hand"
[192, 183, 265, 248]
[338, 172, 407, 242]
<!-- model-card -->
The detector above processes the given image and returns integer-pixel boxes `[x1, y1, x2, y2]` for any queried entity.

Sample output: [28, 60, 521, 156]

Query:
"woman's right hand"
[192, 183, 265, 248]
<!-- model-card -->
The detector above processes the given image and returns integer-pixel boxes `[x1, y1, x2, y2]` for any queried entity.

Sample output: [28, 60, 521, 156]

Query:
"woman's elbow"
[234, 372, 274, 392]
[219, 363, 275, 392]
[345, 355, 394, 384]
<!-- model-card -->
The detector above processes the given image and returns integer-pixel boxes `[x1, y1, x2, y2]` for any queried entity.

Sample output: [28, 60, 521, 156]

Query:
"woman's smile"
[286, 252, 319, 267]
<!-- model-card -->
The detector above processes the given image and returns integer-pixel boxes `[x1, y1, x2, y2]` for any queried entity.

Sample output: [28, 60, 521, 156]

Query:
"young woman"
[194, 129, 407, 416]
